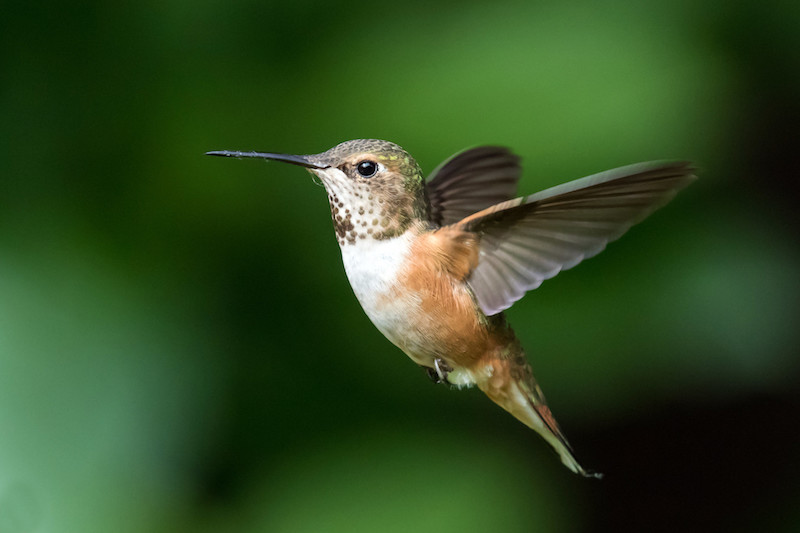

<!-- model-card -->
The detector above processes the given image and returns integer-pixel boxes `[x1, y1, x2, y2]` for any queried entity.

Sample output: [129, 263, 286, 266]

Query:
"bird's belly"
[340, 234, 486, 372]
[340, 234, 432, 364]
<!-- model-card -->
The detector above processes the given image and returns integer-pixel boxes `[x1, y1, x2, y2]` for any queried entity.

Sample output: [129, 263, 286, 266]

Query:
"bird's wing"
[453, 161, 697, 316]
[426, 146, 521, 227]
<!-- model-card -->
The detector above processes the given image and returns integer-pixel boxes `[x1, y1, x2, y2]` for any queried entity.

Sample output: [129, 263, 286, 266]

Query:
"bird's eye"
[356, 160, 379, 178]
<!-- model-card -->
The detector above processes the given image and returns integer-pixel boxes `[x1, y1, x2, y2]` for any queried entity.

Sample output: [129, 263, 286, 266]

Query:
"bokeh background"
[2, 1, 799, 532]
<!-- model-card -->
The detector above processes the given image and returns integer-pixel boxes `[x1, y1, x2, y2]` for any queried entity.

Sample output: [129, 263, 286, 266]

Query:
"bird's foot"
[435, 358, 452, 382]
[425, 358, 453, 384]
[425, 367, 441, 383]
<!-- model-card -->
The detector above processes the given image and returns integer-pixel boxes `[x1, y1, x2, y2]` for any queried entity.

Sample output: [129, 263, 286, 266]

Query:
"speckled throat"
[320, 174, 424, 245]
[307, 140, 431, 246]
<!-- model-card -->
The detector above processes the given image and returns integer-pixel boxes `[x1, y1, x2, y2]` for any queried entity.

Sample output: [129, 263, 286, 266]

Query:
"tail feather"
[477, 359, 602, 478]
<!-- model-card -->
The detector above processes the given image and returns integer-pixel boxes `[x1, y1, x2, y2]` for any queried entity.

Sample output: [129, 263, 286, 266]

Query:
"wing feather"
[456, 161, 696, 315]
[426, 147, 521, 226]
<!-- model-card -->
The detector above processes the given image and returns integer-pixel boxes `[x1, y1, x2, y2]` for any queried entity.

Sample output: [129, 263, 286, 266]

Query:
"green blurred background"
[2, 1, 799, 531]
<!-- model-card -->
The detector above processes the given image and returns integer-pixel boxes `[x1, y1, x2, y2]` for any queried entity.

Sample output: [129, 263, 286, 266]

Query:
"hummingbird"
[207, 139, 695, 477]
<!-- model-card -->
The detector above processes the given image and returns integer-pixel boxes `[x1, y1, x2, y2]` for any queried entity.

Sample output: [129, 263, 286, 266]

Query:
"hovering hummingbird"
[207, 140, 695, 477]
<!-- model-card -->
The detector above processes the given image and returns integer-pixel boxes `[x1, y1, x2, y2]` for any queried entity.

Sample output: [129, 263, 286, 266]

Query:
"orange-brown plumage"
[390, 224, 586, 473]
[391, 227, 487, 365]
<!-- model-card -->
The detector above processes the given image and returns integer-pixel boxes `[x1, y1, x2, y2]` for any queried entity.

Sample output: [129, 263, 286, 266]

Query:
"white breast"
[339, 232, 425, 360]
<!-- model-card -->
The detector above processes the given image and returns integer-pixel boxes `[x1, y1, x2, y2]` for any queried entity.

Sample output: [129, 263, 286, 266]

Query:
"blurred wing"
[426, 146, 521, 226]
[456, 161, 697, 315]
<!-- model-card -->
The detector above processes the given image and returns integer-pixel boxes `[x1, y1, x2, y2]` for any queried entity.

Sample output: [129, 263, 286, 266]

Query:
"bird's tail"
[477, 358, 602, 478]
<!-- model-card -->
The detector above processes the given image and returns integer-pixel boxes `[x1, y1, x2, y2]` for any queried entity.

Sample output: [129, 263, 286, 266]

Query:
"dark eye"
[356, 160, 378, 178]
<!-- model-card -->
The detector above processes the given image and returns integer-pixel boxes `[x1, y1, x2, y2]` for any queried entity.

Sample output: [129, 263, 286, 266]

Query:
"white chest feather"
[339, 233, 422, 350]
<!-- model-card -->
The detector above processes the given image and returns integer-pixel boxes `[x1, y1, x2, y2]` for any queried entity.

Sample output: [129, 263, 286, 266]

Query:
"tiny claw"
[434, 358, 453, 383]
[425, 367, 443, 384]
[424, 358, 454, 384]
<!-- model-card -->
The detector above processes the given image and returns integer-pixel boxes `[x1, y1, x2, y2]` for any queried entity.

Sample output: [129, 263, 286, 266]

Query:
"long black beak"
[205, 150, 328, 169]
